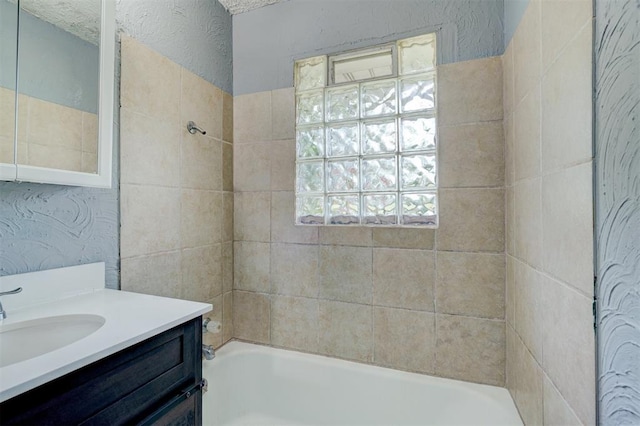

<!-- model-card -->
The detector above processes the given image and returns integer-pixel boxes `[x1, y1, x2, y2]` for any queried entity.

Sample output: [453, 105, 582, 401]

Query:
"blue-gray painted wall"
[116, 0, 233, 94]
[0, 0, 233, 289]
[595, 0, 640, 423]
[503, 0, 529, 49]
[0, 0, 99, 113]
[232, 0, 504, 95]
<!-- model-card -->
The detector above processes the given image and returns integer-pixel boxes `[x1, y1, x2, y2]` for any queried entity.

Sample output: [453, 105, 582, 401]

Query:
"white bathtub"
[203, 342, 522, 426]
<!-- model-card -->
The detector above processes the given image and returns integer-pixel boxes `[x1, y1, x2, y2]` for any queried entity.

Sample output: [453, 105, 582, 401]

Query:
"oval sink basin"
[0, 314, 105, 368]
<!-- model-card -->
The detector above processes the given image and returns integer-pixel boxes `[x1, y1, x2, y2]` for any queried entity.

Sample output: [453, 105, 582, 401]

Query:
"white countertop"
[0, 288, 211, 402]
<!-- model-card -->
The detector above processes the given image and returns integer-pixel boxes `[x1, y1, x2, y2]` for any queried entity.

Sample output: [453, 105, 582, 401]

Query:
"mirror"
[0, 0, 114, 188]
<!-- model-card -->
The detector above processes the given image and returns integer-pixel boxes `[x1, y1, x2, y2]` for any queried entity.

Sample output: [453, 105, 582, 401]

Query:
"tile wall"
[503, 0, 595, 423]
[119, 35, 234, 348]
[233, 56, 507, 386]
[0, 86, 98, 173]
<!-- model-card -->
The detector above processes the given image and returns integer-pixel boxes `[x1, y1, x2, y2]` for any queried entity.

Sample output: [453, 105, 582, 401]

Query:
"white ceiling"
[217, 0, 286, 15]
[13, 0, 101, 45]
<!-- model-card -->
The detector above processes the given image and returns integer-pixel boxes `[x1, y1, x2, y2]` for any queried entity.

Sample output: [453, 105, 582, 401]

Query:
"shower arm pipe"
[187, 121, 206, 135]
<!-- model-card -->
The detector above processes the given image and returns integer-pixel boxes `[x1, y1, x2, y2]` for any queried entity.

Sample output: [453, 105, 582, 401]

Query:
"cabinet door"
[0, 318, 202, 425]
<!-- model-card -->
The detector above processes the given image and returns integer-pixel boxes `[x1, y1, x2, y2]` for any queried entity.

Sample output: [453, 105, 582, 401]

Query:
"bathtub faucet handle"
[202, 344, 215, 360]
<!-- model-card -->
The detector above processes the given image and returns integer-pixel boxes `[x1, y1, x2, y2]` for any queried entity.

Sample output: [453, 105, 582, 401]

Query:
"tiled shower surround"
[233, 56, 507, 386]
[119, 36, 234, 348]
[118, 18, 595, 424]
[503, 0, 595, 424]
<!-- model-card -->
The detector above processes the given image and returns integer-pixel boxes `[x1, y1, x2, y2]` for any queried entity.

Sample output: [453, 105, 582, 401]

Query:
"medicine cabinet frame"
[0, 0, 116, 188]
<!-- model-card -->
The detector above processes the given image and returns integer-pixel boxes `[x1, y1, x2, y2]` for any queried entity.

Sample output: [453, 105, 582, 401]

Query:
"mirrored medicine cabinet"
[0, 0, 115, 188]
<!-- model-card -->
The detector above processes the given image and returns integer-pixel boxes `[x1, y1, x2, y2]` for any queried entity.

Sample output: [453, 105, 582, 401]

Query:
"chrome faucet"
[0, 287, 22, 320]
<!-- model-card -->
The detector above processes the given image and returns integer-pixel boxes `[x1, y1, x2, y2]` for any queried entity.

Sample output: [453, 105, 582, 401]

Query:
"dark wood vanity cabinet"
[0, 317, 204, 426]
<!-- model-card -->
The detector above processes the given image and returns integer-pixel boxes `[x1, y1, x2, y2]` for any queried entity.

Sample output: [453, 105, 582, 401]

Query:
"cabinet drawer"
[1, 318, 202, 425]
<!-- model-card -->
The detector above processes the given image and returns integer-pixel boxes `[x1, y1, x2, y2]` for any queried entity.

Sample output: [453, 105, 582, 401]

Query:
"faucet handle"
[0, 287, 22, 296]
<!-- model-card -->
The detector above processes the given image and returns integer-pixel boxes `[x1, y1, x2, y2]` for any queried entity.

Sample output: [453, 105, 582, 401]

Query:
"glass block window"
[294, 33, 437, 227]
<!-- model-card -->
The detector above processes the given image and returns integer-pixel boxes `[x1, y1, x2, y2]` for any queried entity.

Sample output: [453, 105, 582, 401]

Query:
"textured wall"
[504, 0, 595, 424]
[0, 0, 99, 113]
[232, 0, 503, 94]
[0, 183, 119, 287]
[116, 0, 233, 94]
[596, 0, 640, 423]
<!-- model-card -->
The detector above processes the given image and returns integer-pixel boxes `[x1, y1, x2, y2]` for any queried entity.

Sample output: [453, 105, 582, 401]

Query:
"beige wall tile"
[233, 291, 270, 344]
[541, 23, 593, 172]
[506, 255, 516, 327]
[438, 122, 504, 188]
[120, 35, 181, 123]
[373, 248, 435, 311]
[506, 324, 517, 394]
[436, 251, 505, 319]
[26, 98, 83, 150]
[0, 136, 15, 164]
[318, 300, 372, 362]
[542, 276, 595, 425]
[120, 184, 181, 258]
[374, 307, 435, 373]
[222, 291, 233, 343]
[271, 88, 295, 141]
[541, 0, 592, 73]
[181, 189, 222, 248]
[81, 152, 97, 174]
[271, 191, 318, 244]
[542, 162, 593, 294]
[319, 245, 372, 304]
[270, 139, 295, 191]
[435, 314, 505, 386]
[513, 332, 544, 426]
[514, 178, 543, 268]
[120, 108, 181, 186]
[514, 259, 543, 362]
[234, 241, 270, 292]
[271, 243, 318, 297]
[0, 87, 16, 139]
[234, 91, 272, 144]
[506, 185, 515, 256]
[121, 251, 181, 298]
[438, 56, 503, 126]
[513, 0, 541, 104]
[222, 192, 234, 242]
[222, 91, 233, 143]
[222, 242, 233, 293]
[223, 142, 233, 191]
[437, 188, 505, 252]
[203, 295, 223, 349]
[234, 143, 271, 191]
[502, 42, 515, 118]
[234, 191, 271, 242]
[182, 131, 222, 191]
[504, 116, 515, 186]
[82, 112, 98, 154]
[319, 226, 372, 247]
[181, 68, 223, 140]
[181, 244, 222, 302]
[27, 144, 82, 172]
[372, 228, 434, 250]
[16, 94, 27, 143]
[544, 374, 583, 426]
[271, 295, 319, 352]
[514, 86, 541, 181]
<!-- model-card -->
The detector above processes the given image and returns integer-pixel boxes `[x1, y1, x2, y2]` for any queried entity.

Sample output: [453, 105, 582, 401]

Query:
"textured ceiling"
[217, 0, 286, 15]
[15, 0, 100, 45]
